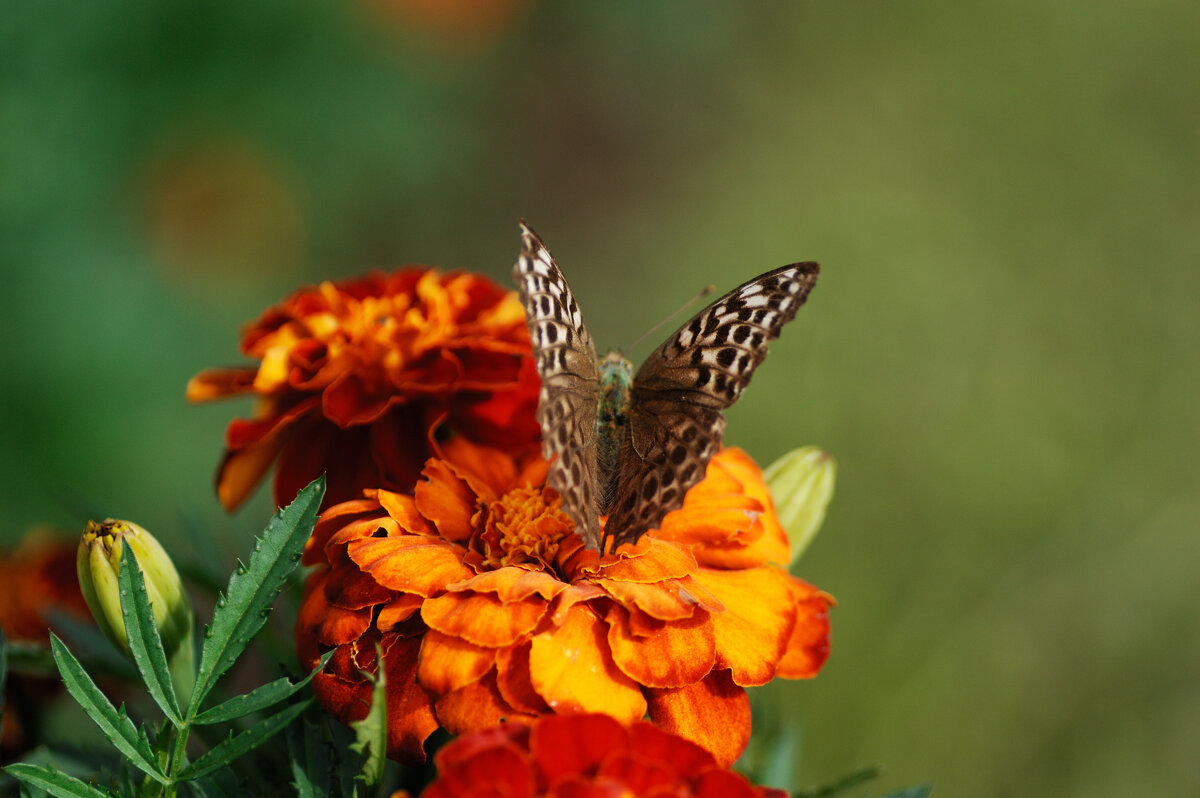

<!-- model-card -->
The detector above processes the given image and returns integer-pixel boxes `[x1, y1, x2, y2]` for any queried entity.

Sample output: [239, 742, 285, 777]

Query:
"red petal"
[530, 714, 629, 785]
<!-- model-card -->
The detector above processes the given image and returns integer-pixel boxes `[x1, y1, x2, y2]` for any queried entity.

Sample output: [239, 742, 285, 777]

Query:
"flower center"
[475, 485, 573, 571]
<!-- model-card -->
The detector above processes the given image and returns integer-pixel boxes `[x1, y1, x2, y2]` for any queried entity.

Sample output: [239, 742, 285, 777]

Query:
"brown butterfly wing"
[602, 262, 820, 552]
[512, 222, 604, 550]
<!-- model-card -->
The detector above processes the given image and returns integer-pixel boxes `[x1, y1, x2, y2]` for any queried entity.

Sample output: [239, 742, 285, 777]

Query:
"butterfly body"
[514, 222, 819, 554]
[596, 352, 634, 514]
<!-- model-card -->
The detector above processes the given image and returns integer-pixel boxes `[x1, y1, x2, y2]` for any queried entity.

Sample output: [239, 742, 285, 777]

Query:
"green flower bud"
[762, 446, 836, 564]
[77, 519, 195, 700]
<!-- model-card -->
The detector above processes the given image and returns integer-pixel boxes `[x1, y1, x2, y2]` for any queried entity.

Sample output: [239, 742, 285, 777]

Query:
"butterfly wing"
[602, 262, 820, 551]
[513, 222, 604, 549]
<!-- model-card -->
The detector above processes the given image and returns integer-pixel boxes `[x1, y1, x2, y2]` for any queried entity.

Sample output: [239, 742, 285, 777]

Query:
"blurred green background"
[3, 0, 1198, 795]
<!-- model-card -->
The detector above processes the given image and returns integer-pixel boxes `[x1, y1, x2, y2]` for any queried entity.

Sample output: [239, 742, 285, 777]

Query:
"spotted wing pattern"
[512, 222, 604, 549]
[601, 263, 820, 551]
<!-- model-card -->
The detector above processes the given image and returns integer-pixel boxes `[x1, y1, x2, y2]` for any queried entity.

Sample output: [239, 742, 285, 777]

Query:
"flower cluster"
[296, 439, 830, 766]
[188, 269, 541, 510]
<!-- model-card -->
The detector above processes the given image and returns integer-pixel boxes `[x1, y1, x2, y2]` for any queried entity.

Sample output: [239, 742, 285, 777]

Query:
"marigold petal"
[595, 577, 706, 621]
[528, 604, 646, 720]
[587, 538, 697, 583]
[628, 722, 718, 776]
[348, 535, 472, 597]
[594, 752, 676, 794]
[376, 490, 436, 536]
[434, 670, 539, 736]
[646, 669, 750, 768]
[694, 566, 796, 686]
[421, 730, 534, 798]
[216, 434, 288, 512]
[547, 780, 627, 798]
[377, 593, 424, 631]
[445, 566, 567, 603]
[606, 605, 716, 689]
[775, 579, 833, 679]
[415, 460, 478, 542]
[297, 570, 372, 647]
[530, 713, 629, 786]
[421, 590, 548, 647]
[548, 581, 607, 626]
[186, 367, 256, 401]
[495, 644, 552, 715]
[305, 498, 387, 564]
[441, 437, 518, 500]
[417, 630, 497, 694]
[692, 769, 762, 798]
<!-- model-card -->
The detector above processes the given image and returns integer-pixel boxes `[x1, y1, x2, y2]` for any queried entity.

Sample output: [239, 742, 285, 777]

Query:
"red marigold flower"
[188, 269, 542, 511]
[416, 712, 788, 798]
[296, 441, 832, 767]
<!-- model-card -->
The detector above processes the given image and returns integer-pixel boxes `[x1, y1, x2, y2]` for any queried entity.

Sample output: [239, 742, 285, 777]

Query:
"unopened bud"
[77, 519, 193, 665]
[762, 447, 836, 564]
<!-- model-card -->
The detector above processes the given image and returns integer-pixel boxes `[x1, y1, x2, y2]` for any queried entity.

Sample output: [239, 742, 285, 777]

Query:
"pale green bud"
[762, 446, 836, 564]
[77, 520, 194, 692]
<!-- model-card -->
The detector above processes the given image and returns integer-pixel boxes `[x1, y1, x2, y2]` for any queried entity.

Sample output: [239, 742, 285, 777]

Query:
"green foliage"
[3, 480, 327, 798]
[348, 650, 388, 791]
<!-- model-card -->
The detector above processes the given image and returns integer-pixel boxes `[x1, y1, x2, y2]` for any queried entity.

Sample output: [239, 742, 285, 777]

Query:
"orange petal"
[693, 566, 795, 686]
[589, 538, 697, 583]
[495, 644, 552, 715]
[382, 634, 441, 764]
[440, 437, 517, 501]
[445, 566, 567, 603]
[594, 577, 709, 621]
[377, 593, 425, 632]
[528, 603, 646, 720]
[646, 669, 750, 768]
[348, 535, 472, 596]
[433, 670, 538, 736]
[186, 367, 256, 401]
[606, 605, 716, 689]
[529, 713, 629, 785]
[415, 459, 479, 542]
[417, 630, 497, 695]
[216, 433, 288, 512]
[421, 590, 548, 647]
[775, 579, 833, 679]
[376, 490, 436, 536]
[548, 581, 607, 626]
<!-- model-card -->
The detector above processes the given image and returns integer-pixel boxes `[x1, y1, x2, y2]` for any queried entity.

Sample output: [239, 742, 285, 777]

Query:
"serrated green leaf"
[329, 718, 360, 798]
[795, 765, 880, 798]
[185, 770, 242, 798]
[2, 763, 114, 798]
[286, 715, 331, 798]
[1, 628, 7, 731]
[48, 634, 166, 784]
[873, 787, 932, 798]
[190, 479, 324, 715]
[177, 700, 312, 782]
[348, 651, 387, 789]
[192, 651, 333, 726]
[118, 548, 181, 724]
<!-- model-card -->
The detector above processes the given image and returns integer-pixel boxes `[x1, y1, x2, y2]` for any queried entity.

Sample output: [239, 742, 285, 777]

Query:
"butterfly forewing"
[601, 263, 820, 550]
[512, 222, 604, 549]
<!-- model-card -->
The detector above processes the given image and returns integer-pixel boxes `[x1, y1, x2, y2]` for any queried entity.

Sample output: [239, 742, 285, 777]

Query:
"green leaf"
[185, 770, 242, 798]
[192, 651, 333, 726]
[794, 765, 881, 798]
[329, 719, 360, 798]
[0, 627, 7, 732]
[177, 700, 312, 782]
[348, 649, 387, 789]
[873, 787, 932, 798]
[118, 547, 182, 724]
[286, 715, 331, 798]
[2, 764, 114, 798]
[48, 634, 166, 785]
[190, 479, 324, 715]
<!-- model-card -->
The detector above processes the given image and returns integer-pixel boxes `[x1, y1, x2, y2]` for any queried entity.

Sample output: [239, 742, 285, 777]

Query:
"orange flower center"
[475, 485, 573, 571]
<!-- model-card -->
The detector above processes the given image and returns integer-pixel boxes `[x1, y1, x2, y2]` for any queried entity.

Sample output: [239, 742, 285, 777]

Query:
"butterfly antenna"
[624, 283, 716, 355]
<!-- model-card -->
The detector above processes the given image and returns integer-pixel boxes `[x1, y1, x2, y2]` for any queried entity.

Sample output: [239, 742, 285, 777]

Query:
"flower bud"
[77, 519, 194, 666]
[762, 446, 836, 564]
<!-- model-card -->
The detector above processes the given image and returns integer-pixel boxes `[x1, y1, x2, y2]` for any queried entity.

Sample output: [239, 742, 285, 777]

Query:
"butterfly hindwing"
[602, 263, 820, 550]
[513, 222, 604, 549]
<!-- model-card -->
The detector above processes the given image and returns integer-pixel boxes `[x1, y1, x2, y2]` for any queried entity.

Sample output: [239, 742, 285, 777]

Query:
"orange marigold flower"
[296, 442, 832, 766]
[188, 269, 542, 511]
[0, 530, 90, 643]
[417, 712, 788, 798]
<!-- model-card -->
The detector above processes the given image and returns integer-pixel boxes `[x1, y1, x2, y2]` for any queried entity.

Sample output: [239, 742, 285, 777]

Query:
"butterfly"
[513, 222, 819, 554]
